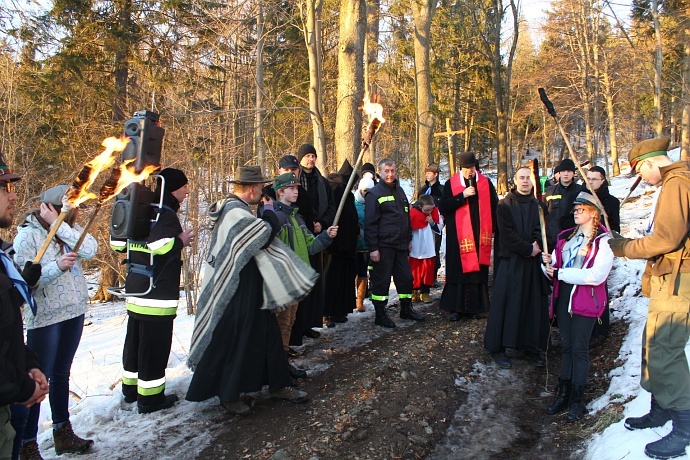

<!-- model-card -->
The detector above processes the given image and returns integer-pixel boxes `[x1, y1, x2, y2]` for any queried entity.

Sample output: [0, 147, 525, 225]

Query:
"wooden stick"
[33, 212, 68, 264]
[333, 118, 382, 226]
[72, 203, 101, 253]
[620, 175, 643, 207]
[446, 118, 456, 176]
[538, 88, 612, 231]
[538, 206, 550, 267]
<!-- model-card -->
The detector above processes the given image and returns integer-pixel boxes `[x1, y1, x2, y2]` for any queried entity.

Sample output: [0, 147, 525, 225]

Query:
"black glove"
[608, 237, 629, 257]
[21, 261, 42, 289]
[610, 230, 623, 239]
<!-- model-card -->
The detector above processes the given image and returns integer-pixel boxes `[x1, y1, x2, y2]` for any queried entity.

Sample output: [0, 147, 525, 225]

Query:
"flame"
[99, 160, 159, 203]
[70, 137, 130, 206]
[362, 93, 385, 125]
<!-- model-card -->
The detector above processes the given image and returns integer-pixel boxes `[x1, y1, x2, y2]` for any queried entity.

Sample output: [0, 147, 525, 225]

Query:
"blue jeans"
[10, 314, 84, 456]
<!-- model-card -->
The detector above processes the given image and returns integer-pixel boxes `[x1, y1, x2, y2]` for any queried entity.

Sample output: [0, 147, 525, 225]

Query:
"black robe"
[323, 174, 359, 319]
[439, 173, 498, 315]
[186, 258, 292, 403]
[484, 190, 550, 353]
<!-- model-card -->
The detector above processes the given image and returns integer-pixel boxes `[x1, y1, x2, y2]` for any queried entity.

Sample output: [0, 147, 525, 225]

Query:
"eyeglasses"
[573, 207, 587, 214]
[0, 182, 14, 193]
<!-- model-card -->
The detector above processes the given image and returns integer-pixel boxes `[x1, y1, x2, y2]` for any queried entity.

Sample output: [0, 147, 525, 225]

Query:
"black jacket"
[583, 184, 621, 233]
[544, 181, 582, 249]
[364, 180, 411, 251]
[419, 181, 444, 206]
[0, 240, 41, 406]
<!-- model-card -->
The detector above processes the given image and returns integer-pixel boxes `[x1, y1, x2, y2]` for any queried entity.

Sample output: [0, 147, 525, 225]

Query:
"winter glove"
[609, 230, 623, 239]
[21, 261, 42, 289]
[607, 237, 630, 257]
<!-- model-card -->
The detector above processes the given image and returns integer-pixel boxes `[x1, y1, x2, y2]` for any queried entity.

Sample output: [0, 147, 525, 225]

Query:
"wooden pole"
[446, 118, 456, 175]
[72, 203, 101, 253]
[538, 88, 612, 231]
[33, 212, 68, 264]
[620, 175, 643, 207]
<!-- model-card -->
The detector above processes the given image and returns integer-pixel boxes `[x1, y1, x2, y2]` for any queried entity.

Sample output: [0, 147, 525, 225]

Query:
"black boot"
[566, 385, 586, 422]
[399, 300, 425, 321]
[644, 409, 690, 459]
[374, 304, 396, 328]
[625, 395, 673, 431]
[546, 378, 572, 415]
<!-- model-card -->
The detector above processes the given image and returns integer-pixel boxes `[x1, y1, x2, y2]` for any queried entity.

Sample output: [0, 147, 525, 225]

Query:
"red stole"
[449, 172, 493, 272]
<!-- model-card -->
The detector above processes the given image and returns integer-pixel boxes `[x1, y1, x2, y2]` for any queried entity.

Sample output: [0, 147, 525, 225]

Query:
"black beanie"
[361, 162, 376, 175]
[158, 168, 188, 193]
[297, 143, 317, 162]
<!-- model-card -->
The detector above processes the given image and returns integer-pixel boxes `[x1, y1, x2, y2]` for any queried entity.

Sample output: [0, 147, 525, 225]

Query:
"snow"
[19, 151, 690, 459]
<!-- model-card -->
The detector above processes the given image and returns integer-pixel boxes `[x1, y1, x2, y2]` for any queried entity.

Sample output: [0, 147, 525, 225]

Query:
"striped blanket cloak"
[187, 197, 318, 370]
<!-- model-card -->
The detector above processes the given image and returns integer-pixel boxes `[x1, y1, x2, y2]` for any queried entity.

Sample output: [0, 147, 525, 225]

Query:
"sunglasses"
[0, 182, 14, 193]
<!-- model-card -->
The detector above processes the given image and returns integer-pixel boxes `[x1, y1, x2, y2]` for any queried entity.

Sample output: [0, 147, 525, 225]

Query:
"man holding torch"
[115, 168, 194, 414]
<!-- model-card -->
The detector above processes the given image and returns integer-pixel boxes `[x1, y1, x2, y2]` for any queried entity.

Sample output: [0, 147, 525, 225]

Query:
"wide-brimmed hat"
[629, 137, 670, 172]
[0, 154, 21, 182]
[573, 191, 602, 214]
[457, 152, 478, 168]
[229, 166, 272, 184]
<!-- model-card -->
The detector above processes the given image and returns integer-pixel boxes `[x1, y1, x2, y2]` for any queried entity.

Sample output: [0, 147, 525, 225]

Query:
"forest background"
[0, 0, 689, 306]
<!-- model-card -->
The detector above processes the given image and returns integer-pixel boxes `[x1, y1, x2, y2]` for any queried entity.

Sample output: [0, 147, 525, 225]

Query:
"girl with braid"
[541, 192, 613, 422]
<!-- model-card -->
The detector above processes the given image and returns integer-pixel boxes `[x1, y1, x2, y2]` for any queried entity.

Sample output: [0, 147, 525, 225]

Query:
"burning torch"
[538, 88, 612, 232]
[332, 95, 386, 227]
[33, 137, 129, 264]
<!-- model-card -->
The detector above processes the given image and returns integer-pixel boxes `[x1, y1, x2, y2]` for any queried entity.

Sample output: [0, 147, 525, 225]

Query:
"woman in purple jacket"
[542, 192, 613, 422]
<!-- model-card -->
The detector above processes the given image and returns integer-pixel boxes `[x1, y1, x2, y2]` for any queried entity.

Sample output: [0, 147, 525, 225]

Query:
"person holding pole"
[439, 151, 498, 321]
[364, 158, 425, 328]
[484, 166, 549, 369]
[544, 158, 582, 250]
[608, 138, 690, 460]
[0, 156, 49, 460]
[11, 185, 96, 458]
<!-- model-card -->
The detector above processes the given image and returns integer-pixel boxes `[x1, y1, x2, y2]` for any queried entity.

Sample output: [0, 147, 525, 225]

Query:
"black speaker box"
[110, 183, 155, 240]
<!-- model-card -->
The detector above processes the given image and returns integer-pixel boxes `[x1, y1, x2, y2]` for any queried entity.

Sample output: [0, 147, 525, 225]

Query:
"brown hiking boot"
[19, 441, 44, 460]
[53, 421, 94, 455]
[270, 387, 308, 404]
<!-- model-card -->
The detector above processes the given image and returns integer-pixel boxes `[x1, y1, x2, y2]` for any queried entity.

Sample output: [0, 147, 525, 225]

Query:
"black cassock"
[186, 258, 292, 404]
[484, 190, 550, 353]
[439, 174, 498, 315]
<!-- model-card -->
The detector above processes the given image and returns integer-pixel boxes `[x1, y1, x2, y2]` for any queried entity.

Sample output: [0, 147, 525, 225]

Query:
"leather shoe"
[287, 347, 300, 358]
[289, 363, 307, 379]
[491, 352, 512, 369]
[323, 317, 336, 328]
[221, 400, 251, 415]
[449, 312, 461, 321]
[270, 387, 309, 404]
[304, 329, 321, 339]
[138, 394, 179, 414]
[526, 351, 546, 367]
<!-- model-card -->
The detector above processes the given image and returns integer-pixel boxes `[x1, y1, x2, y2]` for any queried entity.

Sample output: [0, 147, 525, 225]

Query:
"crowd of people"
[2, 137, 690, 460]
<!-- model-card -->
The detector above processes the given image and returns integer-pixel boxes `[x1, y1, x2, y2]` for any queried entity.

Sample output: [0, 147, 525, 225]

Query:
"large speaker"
[110, 183, 155, 240]
[121, 110, 164, 173]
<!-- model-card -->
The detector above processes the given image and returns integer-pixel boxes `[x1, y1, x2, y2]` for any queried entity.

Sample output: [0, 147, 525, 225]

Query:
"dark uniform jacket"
[364, 180, 411, 251]
[544, 181, 582, 249]
[419, 181, 444, 206]
[0, 240, 41, 406]
[113, 193, 184, 320]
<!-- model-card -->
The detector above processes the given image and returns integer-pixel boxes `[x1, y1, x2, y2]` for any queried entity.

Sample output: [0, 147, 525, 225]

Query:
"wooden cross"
[434, 118, 464, 176]
[460, 238, 475, 253]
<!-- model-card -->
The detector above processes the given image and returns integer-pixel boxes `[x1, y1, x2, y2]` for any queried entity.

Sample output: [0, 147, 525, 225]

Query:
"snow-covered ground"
[18, 153, 690, 459]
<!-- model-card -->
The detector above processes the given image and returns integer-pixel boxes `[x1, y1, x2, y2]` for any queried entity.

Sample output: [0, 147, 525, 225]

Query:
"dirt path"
[195, 299, 625, 460]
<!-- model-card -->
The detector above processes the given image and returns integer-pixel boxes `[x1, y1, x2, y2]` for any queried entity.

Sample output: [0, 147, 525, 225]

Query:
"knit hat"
[158, 168, 188, 192]
[278, 155, 299, 170]
[297, 143, 317, 162]
[629, 137, 670, 172]
[273, 172, 299, 191]
[358, 176, 375, 193]
[457, 152, 478, 168]
[361, 162, 376, 176]
[37, 185, 70, 207]
[558, 158, 576, 172]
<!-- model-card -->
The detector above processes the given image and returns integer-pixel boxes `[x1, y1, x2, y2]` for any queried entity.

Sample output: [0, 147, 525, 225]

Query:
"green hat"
[273, 172, 298, 191]
[629, 137, 670, 172]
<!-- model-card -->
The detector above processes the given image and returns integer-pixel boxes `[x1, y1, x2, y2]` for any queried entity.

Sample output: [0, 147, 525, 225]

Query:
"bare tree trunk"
[652, 0, 664, 136]
[335, 0, 366, 168]
[301, 0, 326, 170]
[601, 62, 620, 176]
[254, 4, 265, 168]
[364, 0, 380, 164]
[112, 0, 132, 123]
[683, 9, 690, 160]
[411, 0, 437, 185]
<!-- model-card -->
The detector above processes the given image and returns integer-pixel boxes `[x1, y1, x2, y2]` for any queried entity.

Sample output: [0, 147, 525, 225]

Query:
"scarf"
[449, 171, 493, 272]
[300, 167, 328, 219]
[0, 252, 37, 315]
[187, 197, 318, 370]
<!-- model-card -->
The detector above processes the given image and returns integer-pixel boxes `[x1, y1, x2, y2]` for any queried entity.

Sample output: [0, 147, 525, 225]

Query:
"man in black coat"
[0, 157, 48, 457]
[544, 158, 582, 249]
[484, 166, 550, 368]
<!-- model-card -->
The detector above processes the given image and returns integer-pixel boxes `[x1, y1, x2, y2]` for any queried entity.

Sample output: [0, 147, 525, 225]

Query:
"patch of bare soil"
[195, 300, 627, 460]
